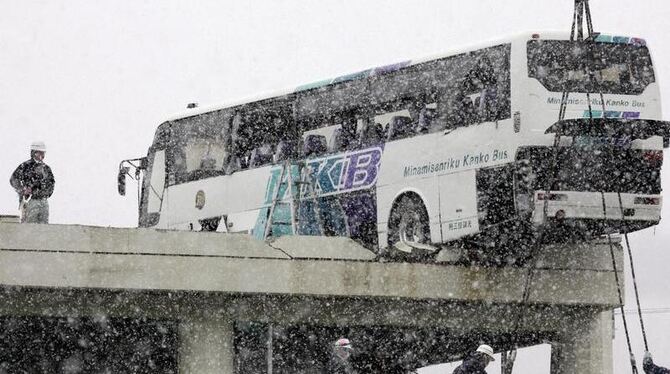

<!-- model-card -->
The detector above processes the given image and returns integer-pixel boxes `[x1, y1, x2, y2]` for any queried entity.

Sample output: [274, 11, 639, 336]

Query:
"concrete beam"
[0, 222, 625, 310]
[0, 248, 623, 306]
[550, 310, 613, 374]
[0, 286, 604, 335]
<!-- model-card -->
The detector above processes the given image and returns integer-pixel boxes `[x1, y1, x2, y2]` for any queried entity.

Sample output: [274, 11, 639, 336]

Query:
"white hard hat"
[476, 344, 495, 361]
[334, 338, 352, 350]
[30, 141, 46, 152]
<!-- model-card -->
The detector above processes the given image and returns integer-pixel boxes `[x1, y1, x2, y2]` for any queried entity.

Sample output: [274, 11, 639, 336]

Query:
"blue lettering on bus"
[252, 146, 383, 240]
[307, 157, 341, 194]
[262, 147, 382, 203]
[344, 149, 382, 190]
[305, 147, 383, 195]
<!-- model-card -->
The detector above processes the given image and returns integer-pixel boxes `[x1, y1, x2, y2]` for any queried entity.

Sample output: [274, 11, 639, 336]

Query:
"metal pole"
[267, 324, 273, 374]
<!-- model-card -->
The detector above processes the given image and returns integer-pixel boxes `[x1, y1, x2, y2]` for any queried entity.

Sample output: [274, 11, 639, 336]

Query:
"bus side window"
[246, 110, 289, 169]
[274, 139, 298, 163]
[230, 110, 263, 171]
[459, 93, 477, 126]
[249, 143, 275, 168]
[358, 118, 385, 148]
[439, 91, 472, 130]
[372, 100, 416, 141]
[167, 146, 186, 185]
[386, 116, 414, 141]
[335, 113, 358, 152]
[441, 47, 509, 127]
[330, 128, 344, 152]
[475, 86, 498, 122]
[303, 134, 328, 158]
[409, 100, 432, 134]
[227, 111, 246, 173]
[471, 55, 498, 122]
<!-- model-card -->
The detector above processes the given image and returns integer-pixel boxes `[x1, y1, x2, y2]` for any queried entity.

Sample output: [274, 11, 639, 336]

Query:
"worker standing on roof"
[452, 345, 495, 374]
[644, 352, 670, 374]
[10, 141, 55, 223]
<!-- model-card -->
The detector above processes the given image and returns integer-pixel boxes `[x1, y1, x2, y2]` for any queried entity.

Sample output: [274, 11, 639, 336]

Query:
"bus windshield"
[169, 112, 231, 184]
[527, 39, 655, 95]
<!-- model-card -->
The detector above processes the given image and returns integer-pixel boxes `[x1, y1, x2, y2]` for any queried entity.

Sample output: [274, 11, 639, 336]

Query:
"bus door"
[439, 169, 479, 241]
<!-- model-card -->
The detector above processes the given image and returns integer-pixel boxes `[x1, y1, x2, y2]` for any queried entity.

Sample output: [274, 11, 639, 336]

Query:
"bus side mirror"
[118, 167, 129, 196]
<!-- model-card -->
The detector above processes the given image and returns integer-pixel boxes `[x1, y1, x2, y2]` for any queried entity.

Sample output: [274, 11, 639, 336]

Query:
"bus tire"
[386, 194, 432, 261]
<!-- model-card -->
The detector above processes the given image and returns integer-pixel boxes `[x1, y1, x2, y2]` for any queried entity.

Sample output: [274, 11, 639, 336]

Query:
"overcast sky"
[1, 1, 670, 372]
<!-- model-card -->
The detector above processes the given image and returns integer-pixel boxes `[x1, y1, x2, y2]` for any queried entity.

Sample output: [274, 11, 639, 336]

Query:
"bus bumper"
[531, 191, 662, 225]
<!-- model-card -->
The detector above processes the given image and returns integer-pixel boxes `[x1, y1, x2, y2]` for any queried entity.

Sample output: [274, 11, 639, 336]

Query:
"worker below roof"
[644, 352, 670, 374]
[328, 337, 356, 374]
[9, 141, 55, 224]
[452, 344, 495, 374]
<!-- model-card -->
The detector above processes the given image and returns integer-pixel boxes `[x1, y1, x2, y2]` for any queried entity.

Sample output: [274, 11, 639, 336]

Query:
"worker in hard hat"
[644, 352, 670, 374]
[452, 344, 495, 374]
[327, 337, 356, 374]
[9, 141, 55, 223]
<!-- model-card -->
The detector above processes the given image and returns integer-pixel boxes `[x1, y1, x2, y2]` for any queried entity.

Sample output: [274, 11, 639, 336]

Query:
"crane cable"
[586, 0, 650, 362]
[572, 0, 649, 371]
[509, 0, 589, 356]
[515, 0, 590, 327]
[570, 1, 644, 372]
[602, 194, 639, 374]
[513, 2, 649, 373]
[617, 192, 650, 351]
[580, 0, 649, 356]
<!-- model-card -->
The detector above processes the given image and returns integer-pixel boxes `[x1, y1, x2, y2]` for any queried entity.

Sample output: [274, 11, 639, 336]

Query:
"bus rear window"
[527, 40, 655, 95]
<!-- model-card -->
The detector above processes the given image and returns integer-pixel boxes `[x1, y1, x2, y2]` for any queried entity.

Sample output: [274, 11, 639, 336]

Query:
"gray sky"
[1, 1, 669, 372]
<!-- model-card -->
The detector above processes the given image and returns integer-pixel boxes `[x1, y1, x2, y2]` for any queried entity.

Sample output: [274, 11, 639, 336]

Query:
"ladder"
[262, 160, 324, 239]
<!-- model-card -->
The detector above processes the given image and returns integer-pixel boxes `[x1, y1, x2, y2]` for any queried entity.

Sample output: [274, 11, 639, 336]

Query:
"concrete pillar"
[179, 316, 235, 373]
[550, 310, 613, 374]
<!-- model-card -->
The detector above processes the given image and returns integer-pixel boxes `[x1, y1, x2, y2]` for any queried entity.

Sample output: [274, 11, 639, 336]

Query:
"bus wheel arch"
[386, 192, 436, 259]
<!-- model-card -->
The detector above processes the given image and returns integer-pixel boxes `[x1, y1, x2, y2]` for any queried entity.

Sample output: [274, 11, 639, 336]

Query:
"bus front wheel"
[386, 194, 434, 261]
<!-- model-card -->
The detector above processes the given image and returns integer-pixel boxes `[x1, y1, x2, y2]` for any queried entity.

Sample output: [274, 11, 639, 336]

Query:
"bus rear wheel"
[386, 194, 433, 261]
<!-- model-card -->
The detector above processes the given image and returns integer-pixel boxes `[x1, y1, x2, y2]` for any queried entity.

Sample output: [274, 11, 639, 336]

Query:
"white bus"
[119, 31, 669, 261]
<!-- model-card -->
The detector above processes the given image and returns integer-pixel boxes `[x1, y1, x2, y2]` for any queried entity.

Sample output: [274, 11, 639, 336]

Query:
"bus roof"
[163, 30, 645, 123]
